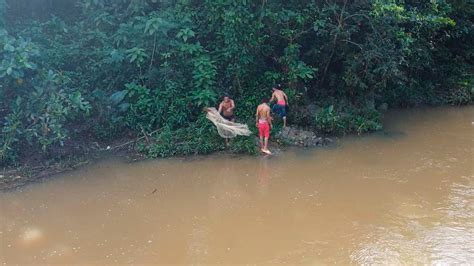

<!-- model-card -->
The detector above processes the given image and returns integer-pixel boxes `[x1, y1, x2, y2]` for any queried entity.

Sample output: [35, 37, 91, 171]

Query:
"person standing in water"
[256, 97, 272, 154]
[270, 84, 289, 127]
[218, 95, 235, 121]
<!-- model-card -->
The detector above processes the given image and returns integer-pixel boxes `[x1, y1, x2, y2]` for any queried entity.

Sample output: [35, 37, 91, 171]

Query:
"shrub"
[446, 77, 473, 105]
[314, 105, 345, 135]
[314, 105, 382, 135]
[140, 115, 258, 158]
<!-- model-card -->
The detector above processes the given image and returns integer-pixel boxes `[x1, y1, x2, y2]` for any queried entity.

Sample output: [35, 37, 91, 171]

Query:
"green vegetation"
[1, 0, 472, 166]
[314, 105, 382, 135]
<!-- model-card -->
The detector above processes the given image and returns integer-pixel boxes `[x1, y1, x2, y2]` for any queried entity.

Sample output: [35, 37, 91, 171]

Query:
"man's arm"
[217, 102, 223, 113]
[283, 92, 289, 105]
[270, 92, 276, 103]
[229, 100, 235, 111]
[255, 107, 260, 127]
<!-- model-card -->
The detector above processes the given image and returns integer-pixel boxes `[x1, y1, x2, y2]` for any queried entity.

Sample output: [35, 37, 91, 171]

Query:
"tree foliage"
[1, 0, 472, 165]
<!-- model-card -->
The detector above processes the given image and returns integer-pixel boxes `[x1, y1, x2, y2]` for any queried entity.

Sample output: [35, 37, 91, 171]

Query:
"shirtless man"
[270, 84, 289, 127]
[218, 95, 235, 121]
[256, 97, 272, 154]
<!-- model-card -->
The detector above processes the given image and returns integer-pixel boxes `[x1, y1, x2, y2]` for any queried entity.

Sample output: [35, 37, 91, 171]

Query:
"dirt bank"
[1, 126, 333, 191]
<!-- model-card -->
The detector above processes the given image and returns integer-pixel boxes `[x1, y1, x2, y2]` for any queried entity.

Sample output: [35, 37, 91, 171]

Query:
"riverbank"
[0, 126, 334, 191]
[0, 136, 146, 191]
[3, 104, 471, 191]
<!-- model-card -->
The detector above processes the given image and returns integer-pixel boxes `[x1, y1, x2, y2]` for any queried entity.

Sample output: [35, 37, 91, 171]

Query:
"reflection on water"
[257, 157, 270, 196]
[1, 106, 473, 264]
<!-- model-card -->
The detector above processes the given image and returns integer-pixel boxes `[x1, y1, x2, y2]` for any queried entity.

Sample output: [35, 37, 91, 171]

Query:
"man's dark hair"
[261, 97, 269, 103]
[276, 84, 282, 89]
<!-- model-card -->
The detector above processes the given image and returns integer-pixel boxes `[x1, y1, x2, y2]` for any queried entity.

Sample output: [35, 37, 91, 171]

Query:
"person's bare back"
[271, 90, 287, 104]
[270, 85, 289, 127]
[256, 103, 271, 123]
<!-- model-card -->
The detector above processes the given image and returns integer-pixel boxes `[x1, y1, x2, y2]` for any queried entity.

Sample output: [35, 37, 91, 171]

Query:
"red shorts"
[258, 121, 270, 138]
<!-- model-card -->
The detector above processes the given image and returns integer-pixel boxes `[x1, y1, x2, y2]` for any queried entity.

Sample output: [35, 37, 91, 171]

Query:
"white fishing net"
[206, 108, 252, 138]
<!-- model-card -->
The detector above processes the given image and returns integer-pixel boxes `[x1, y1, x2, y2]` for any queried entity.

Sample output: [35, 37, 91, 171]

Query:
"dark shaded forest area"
[1, 0, 472, 166]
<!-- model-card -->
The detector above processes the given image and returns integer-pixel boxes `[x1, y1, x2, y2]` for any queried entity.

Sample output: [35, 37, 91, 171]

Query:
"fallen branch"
[111, 128, 162, 150]
[141, 127, 151, 145]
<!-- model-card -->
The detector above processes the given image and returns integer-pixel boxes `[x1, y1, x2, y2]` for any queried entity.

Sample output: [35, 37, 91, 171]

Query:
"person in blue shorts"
[270, 84, 289, 127]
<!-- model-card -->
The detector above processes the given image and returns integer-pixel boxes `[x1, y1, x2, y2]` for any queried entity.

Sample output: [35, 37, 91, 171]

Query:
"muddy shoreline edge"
[0, 127, 334, 191]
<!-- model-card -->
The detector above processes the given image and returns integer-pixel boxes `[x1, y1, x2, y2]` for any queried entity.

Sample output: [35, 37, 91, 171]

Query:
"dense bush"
[446, 76, 474, 105]
[1, 0, 472, 165]
[138, 115, 257, 158]
[0, 29, 90, 164]
[314, 105, 382, 135]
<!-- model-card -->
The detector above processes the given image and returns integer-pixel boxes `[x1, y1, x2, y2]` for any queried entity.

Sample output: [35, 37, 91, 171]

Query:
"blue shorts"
[272, 104, 287, 118]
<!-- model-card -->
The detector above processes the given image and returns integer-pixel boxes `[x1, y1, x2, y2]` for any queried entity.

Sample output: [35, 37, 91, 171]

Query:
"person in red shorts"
[256, 97, 272, 154]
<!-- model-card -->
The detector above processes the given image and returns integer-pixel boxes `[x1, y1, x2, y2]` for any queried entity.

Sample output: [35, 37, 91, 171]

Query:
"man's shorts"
[258, 122, 270, 138]
[272, 104, 287, 118]
[222, 114, 235, 121]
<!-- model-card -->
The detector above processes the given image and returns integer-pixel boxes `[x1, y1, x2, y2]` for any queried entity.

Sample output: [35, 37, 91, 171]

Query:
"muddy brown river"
[1, 106, 473, 265]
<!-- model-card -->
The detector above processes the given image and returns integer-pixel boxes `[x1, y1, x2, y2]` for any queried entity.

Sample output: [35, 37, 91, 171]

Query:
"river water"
[1, 106, 473, 265]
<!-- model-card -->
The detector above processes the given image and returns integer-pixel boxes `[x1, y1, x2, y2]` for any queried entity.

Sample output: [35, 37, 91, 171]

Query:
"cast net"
[206, 108, 252, 138]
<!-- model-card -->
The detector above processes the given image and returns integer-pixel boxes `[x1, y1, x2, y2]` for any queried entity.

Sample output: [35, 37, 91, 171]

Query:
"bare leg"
[283, 117, 287, 127]
[259, 137, 264, 150]
[264, 137, 269, 151]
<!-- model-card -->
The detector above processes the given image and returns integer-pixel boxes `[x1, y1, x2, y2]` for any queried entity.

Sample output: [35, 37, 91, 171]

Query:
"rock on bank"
[275, 127, 333, 147]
